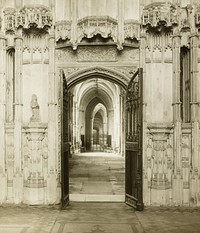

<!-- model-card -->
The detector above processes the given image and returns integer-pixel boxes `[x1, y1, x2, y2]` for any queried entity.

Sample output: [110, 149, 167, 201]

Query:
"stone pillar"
[47, 33, 57, 204]
[189, 33, 200, 206]
[139, 32, 149, 205]
[117, 0, 124, 50]
[0, 34, 7, 203]
[13, 35, 23, 204]
[71, 0, 78, 49]
[172, 33, 183, 205]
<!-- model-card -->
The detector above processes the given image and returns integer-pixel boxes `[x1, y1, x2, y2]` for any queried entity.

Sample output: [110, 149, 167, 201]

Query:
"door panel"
[125, 68, 144, 211]
[61, 70, 70, 208]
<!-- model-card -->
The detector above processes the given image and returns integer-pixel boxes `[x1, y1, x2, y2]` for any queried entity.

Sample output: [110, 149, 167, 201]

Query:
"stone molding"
[4, 6, 53, 33]
[64, 66, 129, 89]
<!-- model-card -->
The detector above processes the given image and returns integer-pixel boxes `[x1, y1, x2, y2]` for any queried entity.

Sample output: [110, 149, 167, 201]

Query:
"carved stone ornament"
[142, 2, 178, 29]
[195, 6, 200, 27]
[77, 16, 118, 43]
[124, 20, 140, 40]
[4, 6, 53, 32]
[55, 20, 71, 41]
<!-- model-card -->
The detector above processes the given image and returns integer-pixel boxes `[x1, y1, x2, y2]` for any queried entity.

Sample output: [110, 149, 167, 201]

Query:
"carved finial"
[30, 94, 40, 122]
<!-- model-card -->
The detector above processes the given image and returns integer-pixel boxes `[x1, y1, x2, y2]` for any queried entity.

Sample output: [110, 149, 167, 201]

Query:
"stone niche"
[22, 123, 48, 205]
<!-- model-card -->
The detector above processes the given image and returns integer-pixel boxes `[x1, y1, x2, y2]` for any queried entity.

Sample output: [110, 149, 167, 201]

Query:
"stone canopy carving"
[124, 20, 140, 40]
[142, 2, 200, 33]
[142, 2, 178, 29]
[55, 20, 71, 41]
[4, 6, 53, 32]
[77, 16, 118, 43]
[55, 16, 140, 50]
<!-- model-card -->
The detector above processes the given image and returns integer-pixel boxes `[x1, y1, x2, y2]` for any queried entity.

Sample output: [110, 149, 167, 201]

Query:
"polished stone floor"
[69, 152, 125, 201]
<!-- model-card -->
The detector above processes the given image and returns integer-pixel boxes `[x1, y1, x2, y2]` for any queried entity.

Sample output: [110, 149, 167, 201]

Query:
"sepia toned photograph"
[0, 0, 200, 232]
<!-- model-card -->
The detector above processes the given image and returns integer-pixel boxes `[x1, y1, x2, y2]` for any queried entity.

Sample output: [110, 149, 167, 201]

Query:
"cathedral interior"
[0, 0, 200, 214]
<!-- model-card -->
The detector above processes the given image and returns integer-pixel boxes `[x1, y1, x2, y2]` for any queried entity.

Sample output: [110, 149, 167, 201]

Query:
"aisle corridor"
[69, 152, 125, 201]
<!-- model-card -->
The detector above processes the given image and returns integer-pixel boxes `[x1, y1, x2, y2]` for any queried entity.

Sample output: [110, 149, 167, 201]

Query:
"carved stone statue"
[30, 94, 40, 122]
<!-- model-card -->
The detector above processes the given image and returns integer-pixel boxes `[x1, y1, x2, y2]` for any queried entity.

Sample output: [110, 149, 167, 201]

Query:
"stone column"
[117, 0, 124, 50]
[189, 33, 200, 206]
[13, 34, 23, 203]
[71, 0, 78, 49]
[172, 33, 183, 205]
[139, 32, 149, 205]
[0, 34, 7, 203]
[47, 33, 57, 203]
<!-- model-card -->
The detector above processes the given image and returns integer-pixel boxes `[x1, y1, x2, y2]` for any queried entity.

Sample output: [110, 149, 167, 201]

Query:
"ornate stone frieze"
[77, 16, 118, 43]
[4, 6, 52, 33]
[55, 20, 71, 41]
[142, 2, 178, 29]
[55, 47, 77, 62]
[77, 46, 116, 62]
[124, 20, 140, 40]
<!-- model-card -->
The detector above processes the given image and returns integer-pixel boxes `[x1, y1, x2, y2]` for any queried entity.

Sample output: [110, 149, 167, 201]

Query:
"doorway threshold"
[69, 194, 125, 202]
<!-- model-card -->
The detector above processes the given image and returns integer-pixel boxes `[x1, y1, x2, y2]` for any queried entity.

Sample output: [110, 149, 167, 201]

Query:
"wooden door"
[125, 68, 144, 211]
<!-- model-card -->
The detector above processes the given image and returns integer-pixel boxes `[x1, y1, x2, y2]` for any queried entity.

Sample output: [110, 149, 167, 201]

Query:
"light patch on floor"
[69, 152, 125, 202]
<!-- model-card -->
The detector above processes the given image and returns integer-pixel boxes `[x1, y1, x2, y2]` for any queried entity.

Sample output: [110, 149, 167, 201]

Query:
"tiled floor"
[69, 152, 125, 201]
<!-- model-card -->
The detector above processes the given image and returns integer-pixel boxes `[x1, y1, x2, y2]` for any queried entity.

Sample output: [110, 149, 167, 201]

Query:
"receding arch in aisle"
[60, 67, 144, 211]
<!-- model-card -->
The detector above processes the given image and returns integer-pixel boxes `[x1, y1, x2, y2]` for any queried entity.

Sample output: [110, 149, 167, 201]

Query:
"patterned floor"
[0, 203, 200, 233]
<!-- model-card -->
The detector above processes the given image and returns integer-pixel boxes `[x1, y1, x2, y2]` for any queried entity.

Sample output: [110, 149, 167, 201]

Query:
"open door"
[61, 70, 70, 208]
[125, 68, 144, 211]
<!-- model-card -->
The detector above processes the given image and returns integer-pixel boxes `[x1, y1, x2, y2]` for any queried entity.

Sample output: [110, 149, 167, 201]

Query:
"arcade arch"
[69, 76, 124, 154]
